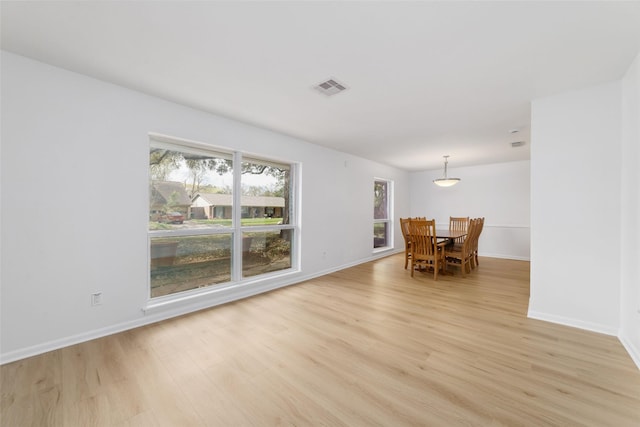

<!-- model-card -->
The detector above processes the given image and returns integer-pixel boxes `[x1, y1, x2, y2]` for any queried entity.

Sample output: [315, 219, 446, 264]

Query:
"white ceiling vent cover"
[314, 78, 348, 96]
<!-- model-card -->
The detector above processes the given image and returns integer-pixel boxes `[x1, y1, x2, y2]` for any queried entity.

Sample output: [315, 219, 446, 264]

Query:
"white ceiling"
[2, 1, 640, 171]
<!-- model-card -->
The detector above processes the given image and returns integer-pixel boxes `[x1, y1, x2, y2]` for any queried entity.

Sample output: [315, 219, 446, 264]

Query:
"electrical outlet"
[91, 292, 103, 306]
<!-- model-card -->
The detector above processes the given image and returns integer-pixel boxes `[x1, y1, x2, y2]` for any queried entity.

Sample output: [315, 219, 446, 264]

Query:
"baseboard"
[480, 252, 530, 261]
[0, 317, 151, 365]
[0, 250, 403, 365]
[619, 332, 640, 370]
[527, 309, 618, 336]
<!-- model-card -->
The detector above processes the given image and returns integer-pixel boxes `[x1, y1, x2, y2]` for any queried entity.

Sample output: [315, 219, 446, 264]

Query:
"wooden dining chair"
[471, 217, 485, 269]
[449, 216, 469, 245]
[407, 219, 446, 280]
[444, 218, 478, 277]
[400, 218, 412, 269]
[400, 217, 427, 269]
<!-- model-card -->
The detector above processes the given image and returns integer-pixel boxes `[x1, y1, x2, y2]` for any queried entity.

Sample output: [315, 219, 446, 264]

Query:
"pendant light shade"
[433, 155, 460, 187]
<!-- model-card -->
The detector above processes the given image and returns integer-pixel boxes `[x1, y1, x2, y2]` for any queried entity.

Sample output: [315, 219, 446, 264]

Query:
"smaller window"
[373, 178, 393, 249]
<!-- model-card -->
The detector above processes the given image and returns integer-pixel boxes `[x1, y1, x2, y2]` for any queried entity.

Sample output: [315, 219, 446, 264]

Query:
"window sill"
[143, 268, 300, 316]
[373, 246, 394, 254]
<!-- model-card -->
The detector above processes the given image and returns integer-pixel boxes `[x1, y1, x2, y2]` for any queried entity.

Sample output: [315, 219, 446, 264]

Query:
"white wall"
[529, 81, 622, 335]
[0, 51, 410, 363]
[409, 161, 530, 260]
[620, 52, 640, 367]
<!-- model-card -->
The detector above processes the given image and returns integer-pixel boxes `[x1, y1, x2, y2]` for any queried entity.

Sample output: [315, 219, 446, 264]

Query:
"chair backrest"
[400, 218, 411, 247]
[408, 219, 438, 258]
[401, 217, 426, 240]
[473, 217, 485, 251]
[450, 216, 469, 244]
[450, 216, 469, 231]
[464, 218, 479, 254]
[400, 218, 410, 238]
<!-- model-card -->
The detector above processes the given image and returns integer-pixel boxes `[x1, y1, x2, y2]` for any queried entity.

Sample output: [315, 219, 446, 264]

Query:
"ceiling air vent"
[508, 129, 525, 148]
[314, 78, 348, 96]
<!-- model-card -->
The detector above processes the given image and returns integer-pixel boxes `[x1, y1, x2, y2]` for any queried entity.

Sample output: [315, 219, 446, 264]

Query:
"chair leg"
[410, 258, 415, 277]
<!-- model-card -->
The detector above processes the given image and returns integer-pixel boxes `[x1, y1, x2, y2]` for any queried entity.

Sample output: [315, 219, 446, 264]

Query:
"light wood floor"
[2, 255, 639, 426]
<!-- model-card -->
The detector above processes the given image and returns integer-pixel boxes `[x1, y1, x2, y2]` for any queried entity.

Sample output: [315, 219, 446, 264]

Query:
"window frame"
[373, 177, 394, 252]
[147, 133, 299, 304]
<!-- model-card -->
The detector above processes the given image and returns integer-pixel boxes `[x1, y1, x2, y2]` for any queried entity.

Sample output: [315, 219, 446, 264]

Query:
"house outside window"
[148, 135, 297, 299]
[374, 178, 393, 249]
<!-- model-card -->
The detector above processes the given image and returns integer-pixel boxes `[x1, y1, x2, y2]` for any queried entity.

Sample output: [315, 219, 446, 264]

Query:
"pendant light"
[433, 155, 460, 187]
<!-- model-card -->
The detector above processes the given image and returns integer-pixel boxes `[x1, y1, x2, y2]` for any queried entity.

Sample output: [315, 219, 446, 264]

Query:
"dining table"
[434, 229, 467, 248]
[435, 229, 467, 240]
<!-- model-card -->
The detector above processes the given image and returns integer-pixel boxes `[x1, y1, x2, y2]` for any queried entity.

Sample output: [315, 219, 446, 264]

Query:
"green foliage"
[166, 191, 181, 209]
[264, 234, 291, 260]
[242, 183, 283, 197]
[148, 222, 173, 231]
[149, 148, 288, 197]
[374, 180, 388, 219]
[149, 148, 181, 180]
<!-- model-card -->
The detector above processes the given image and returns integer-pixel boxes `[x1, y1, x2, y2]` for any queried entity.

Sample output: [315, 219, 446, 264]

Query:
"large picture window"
[373, 178, 393, 249]
[149, 135, 297, 299]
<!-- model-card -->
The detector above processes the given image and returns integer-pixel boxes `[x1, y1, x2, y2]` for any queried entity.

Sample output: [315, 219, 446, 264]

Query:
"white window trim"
[373, 177, 394, 253]
[146, 133, 301, 311]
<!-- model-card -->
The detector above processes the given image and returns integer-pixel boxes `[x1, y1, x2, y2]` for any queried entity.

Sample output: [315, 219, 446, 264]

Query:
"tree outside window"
[374, 178, 392, 249]
[148, 137, 296, 298]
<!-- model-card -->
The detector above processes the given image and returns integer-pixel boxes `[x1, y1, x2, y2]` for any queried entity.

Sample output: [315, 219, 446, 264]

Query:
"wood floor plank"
[2, 255, 639, 426]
